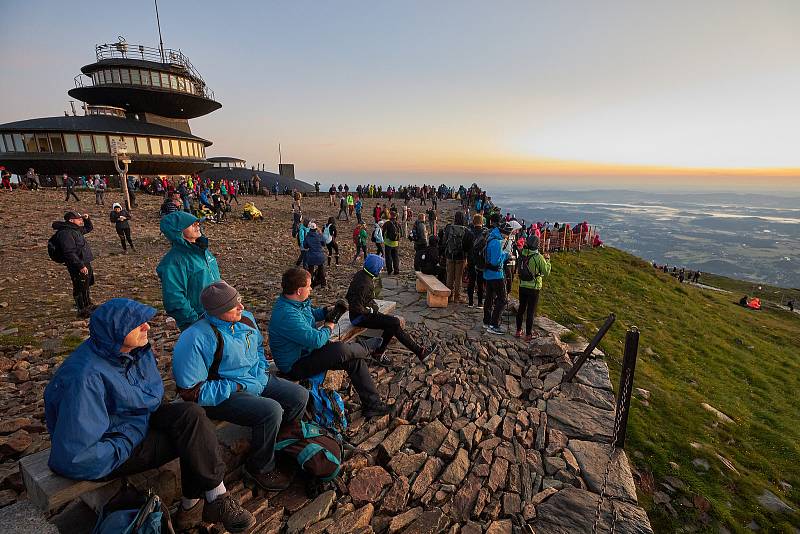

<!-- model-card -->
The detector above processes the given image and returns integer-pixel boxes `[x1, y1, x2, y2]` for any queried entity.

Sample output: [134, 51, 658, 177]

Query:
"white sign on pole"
[110, 139, 128, 156]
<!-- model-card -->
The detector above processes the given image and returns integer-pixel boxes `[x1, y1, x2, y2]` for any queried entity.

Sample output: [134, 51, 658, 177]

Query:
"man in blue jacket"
[483, 215, 512, 334]
[157, 211, 221, 330]
[44, 299, 255, 532]
[268, 267, 388, 418]
[173, 281, 308, 491]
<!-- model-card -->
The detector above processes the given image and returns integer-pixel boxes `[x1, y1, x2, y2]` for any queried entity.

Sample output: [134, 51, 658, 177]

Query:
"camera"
[325, 299, 349, 324]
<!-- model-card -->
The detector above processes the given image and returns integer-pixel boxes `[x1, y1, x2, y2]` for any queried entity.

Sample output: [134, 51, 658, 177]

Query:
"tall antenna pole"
[154, 0, 165, 62]
[278, 143, 282, 165]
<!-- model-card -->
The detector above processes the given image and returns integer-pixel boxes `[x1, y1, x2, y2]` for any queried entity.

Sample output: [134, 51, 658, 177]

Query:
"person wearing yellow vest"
[383, 211, 401, 275]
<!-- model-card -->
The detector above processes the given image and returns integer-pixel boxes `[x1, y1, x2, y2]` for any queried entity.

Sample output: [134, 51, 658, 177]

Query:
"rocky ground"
[0, 189, 652, 533]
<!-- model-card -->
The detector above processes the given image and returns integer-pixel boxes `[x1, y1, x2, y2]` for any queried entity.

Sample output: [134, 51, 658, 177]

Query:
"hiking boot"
[362, 401, 391, 419]
[417, 342, 439, 361]
[243, 465, 293, 492]
[487, 325, 506, 335]
[525, 332, 539, 342]
[370, 351, 393, 368]
[514, 329, 523, 338]
[202, 492, 256, 533]
[172, 500, 204, 532]
[363, 337, 384, 355]
[482, 322, 491, 330]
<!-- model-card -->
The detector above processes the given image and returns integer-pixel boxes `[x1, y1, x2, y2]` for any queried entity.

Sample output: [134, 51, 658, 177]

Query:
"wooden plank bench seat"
[415, 271, 451, 308]
[20, 299, 398, 513]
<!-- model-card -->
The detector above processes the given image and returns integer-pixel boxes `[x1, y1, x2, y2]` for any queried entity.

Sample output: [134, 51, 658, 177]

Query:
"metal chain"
[591, 366, 632, 534]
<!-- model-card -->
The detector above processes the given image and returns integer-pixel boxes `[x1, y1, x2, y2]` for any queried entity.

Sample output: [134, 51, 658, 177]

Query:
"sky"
[2, 0, 800, 191]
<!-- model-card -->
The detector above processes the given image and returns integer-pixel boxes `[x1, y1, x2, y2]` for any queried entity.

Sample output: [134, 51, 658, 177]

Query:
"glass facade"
[0, 131, 206, 159]
[85, 68, 200, 96]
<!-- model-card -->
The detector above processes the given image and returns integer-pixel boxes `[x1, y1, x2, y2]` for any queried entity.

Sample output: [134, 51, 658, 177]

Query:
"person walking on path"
[443, 211, 472, 303]
[483, 215, 511, 334]
[337, 195, 349, 221]
[44, 299, 255, 532]
[383, 212, 401, 275]
[323, 217, 340, 267]
[347, 193, 355, 217]
[304, 222, 327, 288]
[346, 254, 437, 363]
[51, 210, 95, 317]
[269, 267, 389, 419]
[329, 184, 337, 206]
[93, 176, 106, 205]
[126, 175, 137, 208]
[295, 219, 310, 268]
[355, 196, 364, 224]
[411, 213, 429, 271]
[157, 211, 221, 331]
[351, 222, 369, 265]
[64, 174, 80, 202]
[110, 202, 135, 253]
[466, 213, 486, 309]
[372, 221, 385, 257]
[515, 235, 551, 341]
[173, 282, 308, 492]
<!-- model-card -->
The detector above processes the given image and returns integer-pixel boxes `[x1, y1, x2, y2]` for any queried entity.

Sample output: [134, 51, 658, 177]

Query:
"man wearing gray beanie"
[173, 280, 309, 491]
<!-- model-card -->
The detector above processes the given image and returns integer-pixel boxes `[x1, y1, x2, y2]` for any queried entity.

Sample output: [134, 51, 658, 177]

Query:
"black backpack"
[383, 220, 398, 241]
[470, 228, 489, 271]
[445, 225, 466, 259]
[519, 252, 538, 282]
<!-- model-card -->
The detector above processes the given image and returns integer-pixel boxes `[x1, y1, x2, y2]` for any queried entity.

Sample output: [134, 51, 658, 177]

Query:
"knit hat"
[112, 202, 121, 209]
[201, 281, 241, 317]
[526, 235, 540, 251]
[309, 222, 317, 230]
[472, 213, 484, 226]
[64, 210, 82, 221]
[364, 254, 385, 276]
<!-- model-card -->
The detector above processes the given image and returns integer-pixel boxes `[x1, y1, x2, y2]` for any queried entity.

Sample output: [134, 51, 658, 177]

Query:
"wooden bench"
[19, 299, 398, 514]
[415, 271, 451, 308]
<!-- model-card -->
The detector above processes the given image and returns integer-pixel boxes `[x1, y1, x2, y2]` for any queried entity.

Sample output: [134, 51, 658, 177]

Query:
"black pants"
[308, 263, 326, 288]
[483, 278, 507, 327]
[326, 241, 339, 265]
[413, 248, 425, 271]
[337, 208, 349, 221]
[385, 245, 399, 274]
[65, 188, 79, 202]
[95, 191, 104, 205]
[516, 287, 540, 335]
[68, 265, 94, 311]
[107, 403, 225, 499]
[117, 228, 134, 250]
[375, 243, 384, 257]
[287, 341, 380, 407]
[467, 265, 485, 306]
[353, 312, 421, 355]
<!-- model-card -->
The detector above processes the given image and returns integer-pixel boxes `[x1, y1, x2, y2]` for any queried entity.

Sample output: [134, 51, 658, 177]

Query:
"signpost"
[111, 139, 132, 210]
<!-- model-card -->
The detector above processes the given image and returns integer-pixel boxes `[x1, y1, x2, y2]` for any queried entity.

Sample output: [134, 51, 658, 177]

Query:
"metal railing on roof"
[94, 42, 215, 100]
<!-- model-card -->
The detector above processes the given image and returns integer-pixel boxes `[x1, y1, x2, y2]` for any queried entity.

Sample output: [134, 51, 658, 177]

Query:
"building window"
[21, 133, 36, 152]
[0, 135, 5, 152]
[12, 134, 23, 151]
[169, 74, 178, 90]
[179, 140, 188, 157]
[49, 133, 65, 152]
[120, 69, 130, 84]
[79, 134, 93, 152]
[137, 137, 150, 155]
[93, 134, 109, 153]
[151, 71, 161, 87]
[149, 138, 162, 155]
[2, 134, 12, 152]
[111, 69, 120, 84]
[36, 134, 51, 152]
[131, 69, 140, 85]
[160, 138, 170, 155]
[140, 69, 150, 85]
[170, 139, 179, 156]
[104, 69, 112, 83]
[123, 136, 137, 154]
[189, 142, 197, 157]
[177, 77, 185, 92]
[64, 134, 80, 153]
[161, 72, 169, 88]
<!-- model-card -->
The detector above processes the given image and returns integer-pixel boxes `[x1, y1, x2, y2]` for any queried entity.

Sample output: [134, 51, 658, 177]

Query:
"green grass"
[523, 247, 800, 532]
[559, 330, 579, 343]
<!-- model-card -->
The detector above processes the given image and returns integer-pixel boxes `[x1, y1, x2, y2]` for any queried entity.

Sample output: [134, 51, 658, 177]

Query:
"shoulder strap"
[208, 323, 224, 380]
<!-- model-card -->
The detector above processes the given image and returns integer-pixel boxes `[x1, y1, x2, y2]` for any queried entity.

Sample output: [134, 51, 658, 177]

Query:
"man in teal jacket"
[157, 211, 221, 330]
[173, 281, 308, 491]
[268, 267, 388, 418]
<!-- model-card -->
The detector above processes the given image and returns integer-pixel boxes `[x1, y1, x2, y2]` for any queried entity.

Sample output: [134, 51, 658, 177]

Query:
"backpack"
[47, 232, 66, 263]
[275, 419, 342, 482]
[445, 225, 466, 259]
[322, 224, 333, 244]
[519, 252, 538, 282]
[470, 228, 489, 271]
[176, 317, 257, 402]
[383, 220, 398, 241]
[93, 484, 174, 534]
[307, 373, 347, 436]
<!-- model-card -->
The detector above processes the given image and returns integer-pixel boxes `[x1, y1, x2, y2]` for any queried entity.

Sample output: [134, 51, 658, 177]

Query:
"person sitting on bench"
[346, 254, 438, 364]
[268, 267, 389, 419]
[44, 299, 255, 533]
[172, 281, 309, 492]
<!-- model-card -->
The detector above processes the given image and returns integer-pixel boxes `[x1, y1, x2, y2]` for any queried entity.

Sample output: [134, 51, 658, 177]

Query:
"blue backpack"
[307, 372, 348, 437]
[93, 487, 173, 534]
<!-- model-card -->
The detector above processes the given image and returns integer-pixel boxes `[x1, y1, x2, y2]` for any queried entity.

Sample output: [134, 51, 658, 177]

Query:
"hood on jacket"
[89, 298, 156, 356]
[52, 220, 81, 231]
[364, 254, 384, 276]
[160, 211, 204, 245]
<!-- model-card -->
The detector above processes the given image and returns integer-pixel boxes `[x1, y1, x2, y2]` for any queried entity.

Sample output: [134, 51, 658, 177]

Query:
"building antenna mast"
[154, 0, 165, 62]
[279, 143, 282, 165]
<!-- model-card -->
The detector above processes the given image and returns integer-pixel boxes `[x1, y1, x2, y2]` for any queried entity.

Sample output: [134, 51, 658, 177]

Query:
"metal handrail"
[94, 42, 214, 99]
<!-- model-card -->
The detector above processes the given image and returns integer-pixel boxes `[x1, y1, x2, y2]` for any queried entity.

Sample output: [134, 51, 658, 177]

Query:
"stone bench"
[415, 272, 451, 308]
[19, 299, 398, 514]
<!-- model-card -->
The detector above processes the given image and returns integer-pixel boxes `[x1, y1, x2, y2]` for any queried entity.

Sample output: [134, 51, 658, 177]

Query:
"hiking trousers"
[326, 242, 340, 265]
[68, 265, 94, 311]
[483, 278, 507, 327]
[117, 228, 134, 250]
[107, 402, 225, 499]
[204, 377, 308, 475]
[287, 340, 381, 407]
[516, 287, 541, 335]
[308, 263, 326, 288]
[446, 259, 466, 302]
[385, 245, 400, 274]
[467, 266, 485, 307]
[65, 188, 79, 202]
[352, 312, 422, 356]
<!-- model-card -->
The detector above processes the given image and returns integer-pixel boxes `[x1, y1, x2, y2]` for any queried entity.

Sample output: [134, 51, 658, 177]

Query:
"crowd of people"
[652, 262, 702, 284]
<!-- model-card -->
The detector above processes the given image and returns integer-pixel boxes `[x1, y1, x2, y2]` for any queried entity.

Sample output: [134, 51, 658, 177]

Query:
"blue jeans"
[203, 376, 308, 474]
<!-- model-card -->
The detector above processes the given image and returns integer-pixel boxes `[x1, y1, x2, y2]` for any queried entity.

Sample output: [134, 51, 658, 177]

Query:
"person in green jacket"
[515, 235, 551, 341]
[157, 211, 221, 330]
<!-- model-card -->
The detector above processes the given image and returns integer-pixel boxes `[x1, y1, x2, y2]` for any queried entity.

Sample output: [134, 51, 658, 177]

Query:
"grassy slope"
[524, 247, 800, 532]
